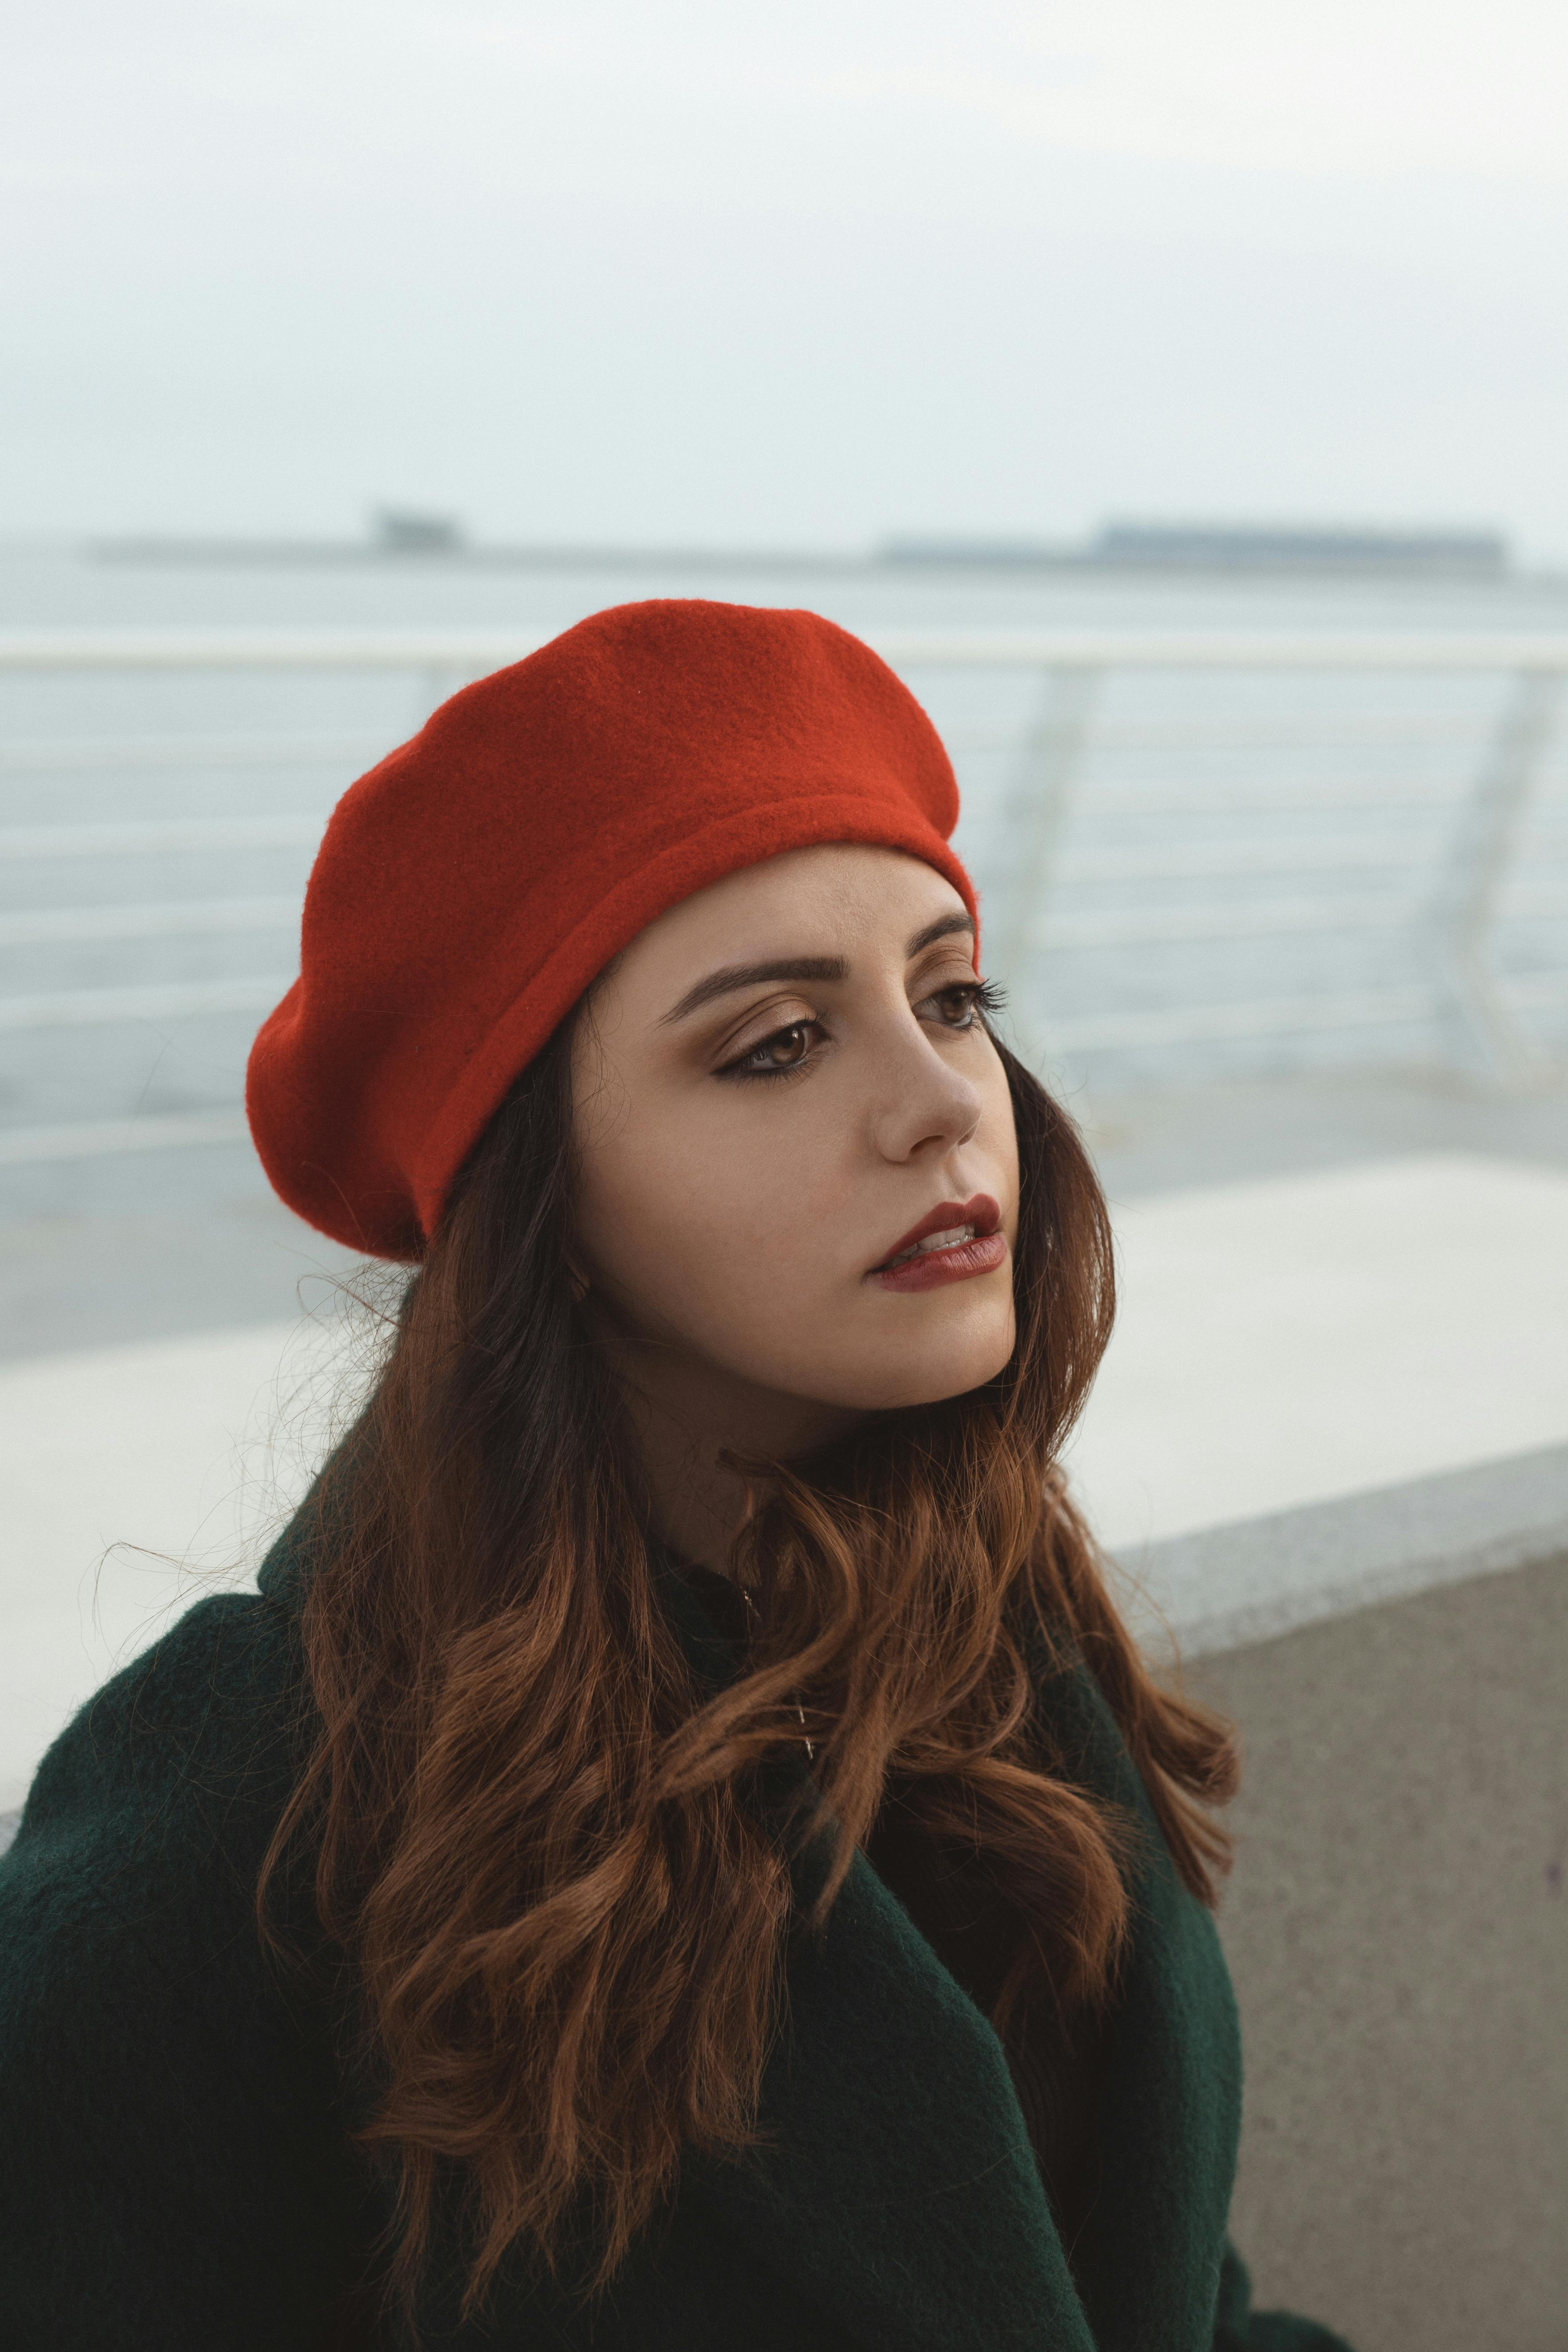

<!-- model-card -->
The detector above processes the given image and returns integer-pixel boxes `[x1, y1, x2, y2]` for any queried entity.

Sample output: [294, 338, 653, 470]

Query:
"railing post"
[1427, 665, 1563, 1079]
[994, 663, 1099, 1069]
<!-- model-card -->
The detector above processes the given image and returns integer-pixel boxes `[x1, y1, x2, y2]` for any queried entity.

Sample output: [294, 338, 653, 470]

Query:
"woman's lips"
[868, 1194, 1007, 1294]
[871, 1231, 1009, 1293]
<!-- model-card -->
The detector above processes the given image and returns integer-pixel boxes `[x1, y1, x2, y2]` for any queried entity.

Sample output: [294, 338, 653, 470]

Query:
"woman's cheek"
[586, 1131, 771, 1333]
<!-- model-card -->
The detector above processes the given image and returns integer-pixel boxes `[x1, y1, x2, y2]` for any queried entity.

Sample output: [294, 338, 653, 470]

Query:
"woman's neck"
[589, 1319, 861, 1576]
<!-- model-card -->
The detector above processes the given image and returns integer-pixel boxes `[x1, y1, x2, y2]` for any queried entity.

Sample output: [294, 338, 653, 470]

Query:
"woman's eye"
[924, 983, 982, 1028]
[920, 976, 1003, 1032]
[724, 1020, 822, 1077]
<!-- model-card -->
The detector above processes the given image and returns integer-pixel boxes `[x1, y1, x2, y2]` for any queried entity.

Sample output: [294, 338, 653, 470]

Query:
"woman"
[0, 600, 1349, 2350]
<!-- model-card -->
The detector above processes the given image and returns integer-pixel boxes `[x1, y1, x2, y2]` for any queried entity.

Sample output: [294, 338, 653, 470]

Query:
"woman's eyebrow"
[659, 914, 974, 1026]
[660, 956, 848, 1025]
[906, 912, 977, 956]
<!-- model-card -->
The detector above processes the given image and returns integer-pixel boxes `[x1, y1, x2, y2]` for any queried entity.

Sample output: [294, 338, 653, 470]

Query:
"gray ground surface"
[1078, 1061, 1568, 1202]
[0, 1193, 363, 1362]
[6, 1062, 1568, 1364]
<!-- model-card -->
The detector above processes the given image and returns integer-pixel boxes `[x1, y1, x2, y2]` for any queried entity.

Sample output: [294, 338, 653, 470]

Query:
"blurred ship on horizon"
[79, 513, 1522, 584]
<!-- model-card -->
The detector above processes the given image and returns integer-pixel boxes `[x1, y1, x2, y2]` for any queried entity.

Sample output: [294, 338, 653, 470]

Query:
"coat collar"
[257, 1511, 1239, 2352]
[661, 1566, 1240, 2352]
[657, 1565, 1086, 2350]
[1021, 1648, 1242, 2352]
[686, 1838, 1094, 2352]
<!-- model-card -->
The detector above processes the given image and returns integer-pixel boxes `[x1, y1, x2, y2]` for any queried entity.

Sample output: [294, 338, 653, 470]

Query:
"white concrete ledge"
[6, 1446, 1567, 1862]
[1121, 1440, 1568, 1660]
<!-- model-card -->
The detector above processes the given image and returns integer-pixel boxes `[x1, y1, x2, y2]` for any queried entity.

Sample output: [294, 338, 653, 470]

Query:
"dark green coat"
[0, 1508, 1349, 2351]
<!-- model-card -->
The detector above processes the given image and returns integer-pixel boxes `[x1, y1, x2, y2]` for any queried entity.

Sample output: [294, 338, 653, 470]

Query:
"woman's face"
[570, 844, 1019, 1429]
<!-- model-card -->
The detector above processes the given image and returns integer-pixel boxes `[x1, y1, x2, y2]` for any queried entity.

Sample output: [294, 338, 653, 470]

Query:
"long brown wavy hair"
[262, 1016, 1236, 2313]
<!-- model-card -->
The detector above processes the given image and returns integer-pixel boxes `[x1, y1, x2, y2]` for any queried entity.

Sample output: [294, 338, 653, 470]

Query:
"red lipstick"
[868, 1194, 1007, 1294]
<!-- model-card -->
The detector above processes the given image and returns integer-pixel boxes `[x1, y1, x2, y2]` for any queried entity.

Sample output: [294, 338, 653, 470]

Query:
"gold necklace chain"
[738, 1584, 815, 1763]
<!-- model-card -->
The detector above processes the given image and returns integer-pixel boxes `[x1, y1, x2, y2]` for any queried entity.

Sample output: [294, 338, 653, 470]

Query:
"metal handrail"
[0, 718, 1505, 772]
[0, 977, 292, 1032]
[1039, 895, 1421, 948]
[0, 1109, 250, 1167]
[2, 627, 1565, 1168]
[0, 896, 299, 947]
[0, 729, 390, 772]
[1047, 985, 1442, 1052]
[0, 816, 320, 860]
[4, 625, 1568, 670]
[1056, 837, 1428, 881]
[0, 628, 549, 670]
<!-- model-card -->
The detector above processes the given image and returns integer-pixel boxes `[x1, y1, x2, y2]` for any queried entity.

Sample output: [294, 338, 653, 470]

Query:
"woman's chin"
[804, 1318, 1017, 1414]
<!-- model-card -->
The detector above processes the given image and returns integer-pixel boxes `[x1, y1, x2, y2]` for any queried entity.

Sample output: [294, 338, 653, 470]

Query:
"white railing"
[1, 627, 1566, 1171]
[5, 625, 1568, 670]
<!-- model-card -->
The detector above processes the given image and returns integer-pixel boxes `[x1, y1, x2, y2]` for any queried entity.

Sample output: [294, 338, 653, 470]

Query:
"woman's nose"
[866, 1022, 985, 1165]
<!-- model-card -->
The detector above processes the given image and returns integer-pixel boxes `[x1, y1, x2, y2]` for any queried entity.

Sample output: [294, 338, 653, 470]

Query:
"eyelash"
[717, 978, 1006, 1082]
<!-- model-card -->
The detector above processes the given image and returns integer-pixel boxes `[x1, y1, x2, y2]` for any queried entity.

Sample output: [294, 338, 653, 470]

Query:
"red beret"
[246, 598, 975, 1259]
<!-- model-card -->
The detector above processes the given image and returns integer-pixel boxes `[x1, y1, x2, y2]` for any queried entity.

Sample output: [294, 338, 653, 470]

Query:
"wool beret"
[246, 597, 975, 1259]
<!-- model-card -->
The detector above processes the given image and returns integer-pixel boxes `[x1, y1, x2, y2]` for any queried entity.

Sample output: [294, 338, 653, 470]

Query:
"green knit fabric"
[0, 1506, 1354, 2350]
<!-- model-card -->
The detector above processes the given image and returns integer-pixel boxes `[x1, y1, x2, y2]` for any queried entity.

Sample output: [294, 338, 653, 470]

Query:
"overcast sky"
[6, 0, 1568, 554]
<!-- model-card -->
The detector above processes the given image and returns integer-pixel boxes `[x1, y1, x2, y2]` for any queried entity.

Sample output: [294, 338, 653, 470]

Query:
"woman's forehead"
[624, 844, 969, 976]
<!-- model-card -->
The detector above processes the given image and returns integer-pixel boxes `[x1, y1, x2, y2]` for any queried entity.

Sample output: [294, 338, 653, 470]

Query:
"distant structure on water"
[90, 514, 1511, 579]
[91, 505, 471, 568]
[880, 521, 1511, 577]
[1090, 521, 1509, 575]
[371, 507, 466, 555]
